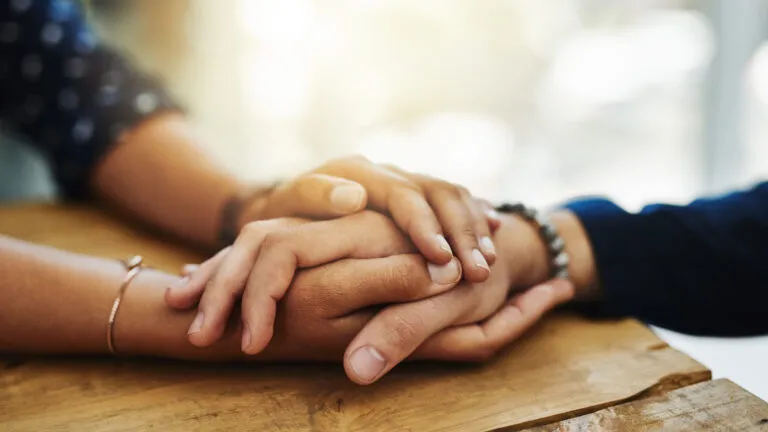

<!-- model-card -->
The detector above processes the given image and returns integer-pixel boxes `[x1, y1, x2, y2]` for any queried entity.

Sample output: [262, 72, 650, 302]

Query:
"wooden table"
[0, 204, 764, 432]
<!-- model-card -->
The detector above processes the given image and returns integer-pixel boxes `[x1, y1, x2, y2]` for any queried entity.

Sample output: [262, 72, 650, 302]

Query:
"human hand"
[258, 265, 573, 371]
[339, 213, 577, 384]
[166, 211, 463, 354]
[167, 213, 575, 383]
[240, 156, 501, 282]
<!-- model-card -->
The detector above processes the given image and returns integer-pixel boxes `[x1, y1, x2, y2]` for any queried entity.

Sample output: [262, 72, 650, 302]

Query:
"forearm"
[91, 113, 257, 249]
[0, 236, 240, 360]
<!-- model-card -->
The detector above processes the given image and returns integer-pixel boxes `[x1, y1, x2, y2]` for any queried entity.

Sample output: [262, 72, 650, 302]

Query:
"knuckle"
[384, 258, 424, 298]
[356, 209, 388, 224]
[241, 221, 265, 238]
[393, 182, 423, 197]
[453, 184, 471, 197]
[348, 154, 370, 163]
[260, 231, 288, 251]
[241, 219, 285, 241]
[327, 154, 369, 171]
[384, 313, 423, 353]
[451, 224, 477, 243]
[435, 182, 463, 199]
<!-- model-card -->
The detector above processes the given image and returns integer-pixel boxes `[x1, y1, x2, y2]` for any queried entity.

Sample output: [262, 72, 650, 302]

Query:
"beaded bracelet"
[496, 203, 570, 280]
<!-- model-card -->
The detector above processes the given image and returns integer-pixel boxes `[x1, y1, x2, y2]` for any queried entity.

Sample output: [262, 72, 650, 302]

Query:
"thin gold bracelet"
[106, 255, 144, 355]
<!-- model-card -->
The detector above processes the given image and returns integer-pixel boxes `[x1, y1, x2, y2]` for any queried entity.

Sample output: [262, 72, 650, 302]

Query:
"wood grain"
[0, 204, 712, 432]
[523, 379, 768, 432]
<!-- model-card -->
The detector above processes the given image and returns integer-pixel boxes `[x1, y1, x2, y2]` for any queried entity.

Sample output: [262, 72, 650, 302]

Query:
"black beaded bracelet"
[496, 203, 570, 280]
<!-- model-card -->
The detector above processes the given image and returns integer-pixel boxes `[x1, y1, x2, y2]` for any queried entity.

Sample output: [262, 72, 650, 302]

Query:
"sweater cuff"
[561, 198, 668, 320]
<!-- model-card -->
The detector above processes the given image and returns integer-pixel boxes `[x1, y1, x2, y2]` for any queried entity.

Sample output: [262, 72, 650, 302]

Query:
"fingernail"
[479, 236, 496, 256]
[241, 328, 251, 352]
[436, 234, 452, 254]
[330, 185, 366, 212]
[472, 249, 489, 270]
[485, 208, 501, 221]
[182, 264, 198, 276]
[349, 346, 386, 383]
[169, 276, 189, 292]
[187, 311, 205, 335]
[428, 259, 461, 284]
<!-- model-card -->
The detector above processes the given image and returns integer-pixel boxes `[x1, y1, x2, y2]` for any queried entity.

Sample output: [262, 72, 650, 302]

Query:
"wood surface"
[524, 379, 768, 432]
[0, 204, 712, 432]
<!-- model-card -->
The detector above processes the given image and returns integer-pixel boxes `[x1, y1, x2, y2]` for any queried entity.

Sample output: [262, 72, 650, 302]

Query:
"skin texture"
[86, 113, 503, 361]
[165, 210, 595, 384]
[2, 110, 599, 384]
[0, 211, 587, 386]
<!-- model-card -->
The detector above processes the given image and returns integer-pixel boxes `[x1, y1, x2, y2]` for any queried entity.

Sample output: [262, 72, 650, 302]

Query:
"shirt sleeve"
[563, 183, 768, 337]
[0, 0, 182, 198]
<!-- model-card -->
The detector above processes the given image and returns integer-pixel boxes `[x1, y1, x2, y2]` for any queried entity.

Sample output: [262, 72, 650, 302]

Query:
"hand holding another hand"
[166, 211, 575, 384]
[236, 156, 501, 281]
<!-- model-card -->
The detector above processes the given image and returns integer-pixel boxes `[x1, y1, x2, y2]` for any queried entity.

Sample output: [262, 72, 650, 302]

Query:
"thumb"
[261, 173, 368, 219]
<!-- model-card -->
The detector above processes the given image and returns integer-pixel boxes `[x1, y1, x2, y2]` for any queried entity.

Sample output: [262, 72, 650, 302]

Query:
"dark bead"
[523, 207, 538, 219]
[497, 203, 525, 214]
[540, 224, 558, 241]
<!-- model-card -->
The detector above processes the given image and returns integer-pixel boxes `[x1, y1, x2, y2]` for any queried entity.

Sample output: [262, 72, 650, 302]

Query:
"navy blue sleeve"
[563, 183, 768, 336]
[0, 0, 181, 198]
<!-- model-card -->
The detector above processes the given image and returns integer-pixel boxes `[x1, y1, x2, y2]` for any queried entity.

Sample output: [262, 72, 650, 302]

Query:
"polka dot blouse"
[0, 0, 180, 198]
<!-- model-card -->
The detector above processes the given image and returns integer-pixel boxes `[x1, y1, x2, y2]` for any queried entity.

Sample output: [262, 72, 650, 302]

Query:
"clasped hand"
[165, 157, 573, 385]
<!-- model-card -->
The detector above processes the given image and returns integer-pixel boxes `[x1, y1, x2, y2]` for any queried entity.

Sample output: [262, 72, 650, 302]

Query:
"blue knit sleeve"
[564, 183, 768, 336]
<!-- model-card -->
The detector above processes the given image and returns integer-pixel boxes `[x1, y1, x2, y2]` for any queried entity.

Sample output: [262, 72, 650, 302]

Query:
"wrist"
[549, 211, 600, 302]
[115, 269, 243, 361]
[496, 214, 549, 288]
[497, 210, 599, 302]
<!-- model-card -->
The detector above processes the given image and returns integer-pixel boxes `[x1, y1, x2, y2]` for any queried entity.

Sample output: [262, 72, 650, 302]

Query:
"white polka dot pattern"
[40, 21, 62, 45]
[72, 117, 94, 143]
[0, 0, 181, 198]
[134, 91, 159, 115]
[11, 0, 33, 14]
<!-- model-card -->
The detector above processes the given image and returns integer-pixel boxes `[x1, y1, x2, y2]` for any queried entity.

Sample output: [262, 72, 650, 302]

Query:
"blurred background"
[85, 0, 768, 213]
[8, 0, 768, 398]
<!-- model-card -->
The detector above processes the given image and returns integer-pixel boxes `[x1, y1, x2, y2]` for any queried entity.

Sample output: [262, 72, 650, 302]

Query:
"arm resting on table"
[0, 236, 241, 359]
[564, 183, 768, 336]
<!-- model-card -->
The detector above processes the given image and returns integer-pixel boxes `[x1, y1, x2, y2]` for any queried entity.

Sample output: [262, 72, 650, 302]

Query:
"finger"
[240, 212, 417, 355]
[428, 187, 490, 283]
[181, 264, 199, 277]
[476, 198, 502, 232]
[165, 248, 230, 310]
[462, 192, 496, 265]
[189, 219, 304, 347]
[316, 158, 453, 265]
[292, 255, 462, 318]
[381, 165, 493, 268]
[342, 286, 470, 385]
[414, 279, 575, 361]
[261, 173, 368, 219]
